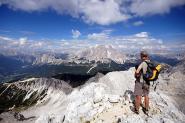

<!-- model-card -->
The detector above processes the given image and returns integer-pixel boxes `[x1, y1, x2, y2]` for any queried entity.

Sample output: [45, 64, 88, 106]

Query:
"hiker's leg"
[134, 81, 142, 113]
[135, 95, 141, 111]
[144, 96, 149, 110]
[143, 83, 150, 110]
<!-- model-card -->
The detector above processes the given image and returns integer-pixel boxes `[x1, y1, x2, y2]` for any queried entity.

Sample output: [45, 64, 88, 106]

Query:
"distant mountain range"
[0, 45, 183, 83]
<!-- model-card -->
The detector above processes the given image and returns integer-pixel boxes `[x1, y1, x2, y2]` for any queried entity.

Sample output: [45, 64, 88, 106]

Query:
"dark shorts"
[134, 81, 150, 96]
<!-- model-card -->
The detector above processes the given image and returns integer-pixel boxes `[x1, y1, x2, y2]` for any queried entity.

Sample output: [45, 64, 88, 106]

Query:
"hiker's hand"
[135, 72, 140, 78]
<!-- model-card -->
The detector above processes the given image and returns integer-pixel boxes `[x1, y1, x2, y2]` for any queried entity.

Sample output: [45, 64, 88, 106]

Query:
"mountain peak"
[76, 45, 126, 64]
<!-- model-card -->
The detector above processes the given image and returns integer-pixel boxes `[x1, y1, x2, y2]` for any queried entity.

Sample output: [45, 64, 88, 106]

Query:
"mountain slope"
[0, 66, 185, 123]
[0, 78, 72, 113]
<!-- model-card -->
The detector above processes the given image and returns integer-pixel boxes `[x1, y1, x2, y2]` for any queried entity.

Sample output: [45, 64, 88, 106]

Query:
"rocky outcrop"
[0, 78, 72, 113]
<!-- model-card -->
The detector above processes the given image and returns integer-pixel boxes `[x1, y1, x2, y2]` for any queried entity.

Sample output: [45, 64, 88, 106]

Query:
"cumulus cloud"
[79, 0, 129, 25]
[0, 36, 43, 52]
[19, 37, 27, 45]
[1, 0, 184, 25]
[87, 30, 112, 41]
[134, 32, 149, 38]
[130, 0, 185, 16]
[133, 21, 144, 26]
[0, 0, 129, 25]
[0, 32, 184, 54]
[72, 29, 81, 39]
[33, 42, 44, 47]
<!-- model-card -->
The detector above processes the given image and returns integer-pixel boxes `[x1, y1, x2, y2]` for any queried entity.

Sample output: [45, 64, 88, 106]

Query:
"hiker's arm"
[136, 63, 143, 74]
[135, 63, 143, 78]
[142, 62, 148, 74]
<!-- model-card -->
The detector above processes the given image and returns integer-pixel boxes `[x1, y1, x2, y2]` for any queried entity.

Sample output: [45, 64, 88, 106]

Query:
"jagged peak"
[76, 44, 126, 64]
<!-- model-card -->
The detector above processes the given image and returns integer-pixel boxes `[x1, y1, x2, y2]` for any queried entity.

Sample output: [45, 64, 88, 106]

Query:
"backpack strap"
[144, 60, 150, 65]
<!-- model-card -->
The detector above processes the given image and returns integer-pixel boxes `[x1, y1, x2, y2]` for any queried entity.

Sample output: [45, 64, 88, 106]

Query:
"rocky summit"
[0, 64, 185, 123]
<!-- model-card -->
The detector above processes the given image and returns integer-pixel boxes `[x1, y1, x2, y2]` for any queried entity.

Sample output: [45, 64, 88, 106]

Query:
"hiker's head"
[140, 51, 149, 61]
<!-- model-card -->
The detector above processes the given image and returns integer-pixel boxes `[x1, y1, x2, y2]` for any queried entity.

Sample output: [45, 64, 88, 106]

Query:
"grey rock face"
[76, 45, 126, 64]
[0, 78, 72, 112]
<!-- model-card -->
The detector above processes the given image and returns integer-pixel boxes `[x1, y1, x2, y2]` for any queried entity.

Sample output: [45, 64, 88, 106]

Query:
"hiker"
[134, 51, 150, 115]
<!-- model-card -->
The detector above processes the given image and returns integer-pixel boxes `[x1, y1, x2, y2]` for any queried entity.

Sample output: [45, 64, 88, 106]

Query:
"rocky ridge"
[0, 66, 185, 123]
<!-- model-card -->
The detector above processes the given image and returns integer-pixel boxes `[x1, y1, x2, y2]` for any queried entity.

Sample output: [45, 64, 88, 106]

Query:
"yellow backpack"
[144, 61, 162, 81]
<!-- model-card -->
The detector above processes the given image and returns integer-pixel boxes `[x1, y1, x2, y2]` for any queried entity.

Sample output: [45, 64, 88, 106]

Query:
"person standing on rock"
[134, 51, 150, 115]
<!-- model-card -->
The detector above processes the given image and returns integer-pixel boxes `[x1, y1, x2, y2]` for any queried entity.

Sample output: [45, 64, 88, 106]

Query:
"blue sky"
[0, 0, 185, 53]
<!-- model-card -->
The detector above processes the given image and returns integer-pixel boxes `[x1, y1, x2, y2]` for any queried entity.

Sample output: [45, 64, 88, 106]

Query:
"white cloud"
[130, 0, 185, 16]
[158, 40, 163, 44]
[87, 30, 112, 41]
[0, 32, 184, 54]
[85, 31, 169, 53]
[0, 0, 129, 25]
[0, 35, 13, 41]
[63, 42, 69, 45]
[33, 42, 44, 47]
[79, 0, 130, 25]
[19, 37, 27, 45]
[72, 29, 81, 39]
[135, 32, 149, 38]
[88, 33, 108, 41]
[133, 21, 144, 26]
[1, 0, 185, 25]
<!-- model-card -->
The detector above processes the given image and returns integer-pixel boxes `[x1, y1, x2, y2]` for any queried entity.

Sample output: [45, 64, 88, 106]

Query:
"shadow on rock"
[14, 112, 36, 121]
[124, 90, 134, 103]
